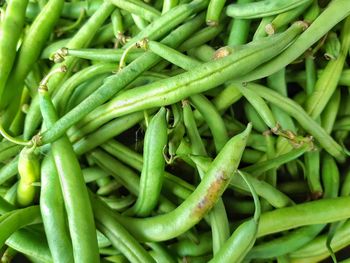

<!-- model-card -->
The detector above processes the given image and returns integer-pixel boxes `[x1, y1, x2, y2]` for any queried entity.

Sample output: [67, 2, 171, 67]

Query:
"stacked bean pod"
[0, 0, 350, 262]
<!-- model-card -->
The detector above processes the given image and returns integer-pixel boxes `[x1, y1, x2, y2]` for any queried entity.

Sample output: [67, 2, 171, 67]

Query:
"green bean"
[267, 69, 296, 132]
[129, 107, 168, 216]
[209, 171, 260, 262]
[253, 16, 275, 40]
[0, 206, 42, 248]
[23, 1, 115, 139]
[90, 193, 157, 263]
[248, 154, 339, 259]
[191, 155, 293, 208]
[0, 144, 22, 164]
[38, 82, 99, 262]
[244, 103, 268, 133]
[147, 40, 201, 70]
[240, 0, 350, 82]
[341, 168, 350, 197]
[323, 31, 341, 60]
[131, 14, 149, 30]
[304, 150, 322, 199]
[236, 83, 277, 130]
[206, 0, 226, 26]
[212, 83, 242, 114]
[187, 44, 215, 62]
[62, 48, 144, 62]
[109, 0, 160, 22]
[26, 1, 103, 19]
[144, 42, 228, 152]
[101, 140, 195, 200]
[183, 101, 207, 156]
[257, 196, 350, 238]
[190, 156, 230, 255]
[265, 1, 312, 35]
[169, 232, 212, 257]
[82, 166, 109, 183]
[16, 147, 40, 207]
[0, 0, 29, 106]
[38, 12, 206, 145]
[4, 182, 18, 205]
[290, 220, 350, 262]
[321, 88, 341, 134]
[73, 24, 304, 139]
[97, 180, 122, 196]
[241, 149, 264, 164]
[162, 0, 178, 14]
[179, 24, 224, 51]
[0, 196, 14, 214]
[248, 224, 325, 259]
[6, 229, 53, 263]
[40, 155, 74, 263]
[227, 0, 253, 46]
[54, 63, 115, 113]
[123, 0, 208, 49]
[73, 111, 146, 155]
[146, 242, 176, 263]
[65, 74, 109, 114]
[226, 0, 312, 19]
[109, 124, 251, 241]
[191, 95, 229, 152]
[0, 0, 64, 124]
[102, 141, 193, 202]
[111, 9, 124, 38]
[101, 195, 136, 212]
[90, 150, 140, 196]
[305, 16, 350, 119]
[240, 83, 345, 161]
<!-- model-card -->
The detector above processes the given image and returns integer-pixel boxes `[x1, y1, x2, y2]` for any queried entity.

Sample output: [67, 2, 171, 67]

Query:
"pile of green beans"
[1, 0, 350, 262]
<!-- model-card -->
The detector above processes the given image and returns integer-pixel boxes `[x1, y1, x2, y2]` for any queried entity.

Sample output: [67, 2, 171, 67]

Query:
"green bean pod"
[209, 171, 260, 262]
[106, 124, 251, 242]
[206, 0, 226, 26]
[130, 107, 168, 216]
[323, 31, 341, 60]
[73, 23, 304, 139]
[40, 155, 74, 263]
[305, 16, 350, 120]
[1, 0, 64, 122]
[38, 13, 206, 145]
[241, 83, 345, 161]
[16, 147, 40, 207]
[226, 0, 312, 19]
[91, 194, 156, 263]
[0, 0, 29, 104]
[227, 0, 253, 45]
[109, 0, 161, 22]
[23, 1, 115, 139]
[240, 0, 350, 82]
[38, 87, 99, 262]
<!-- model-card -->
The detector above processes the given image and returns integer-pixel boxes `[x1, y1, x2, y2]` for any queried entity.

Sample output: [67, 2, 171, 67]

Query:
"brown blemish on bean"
[192, 170, 230, 217]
